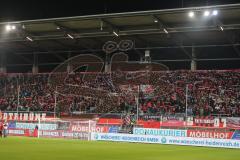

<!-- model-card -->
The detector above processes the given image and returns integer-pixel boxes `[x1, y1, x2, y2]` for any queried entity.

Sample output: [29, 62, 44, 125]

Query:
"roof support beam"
[153, 57, 240, 62]
[54, 22, 99, 54]
[134, 35, 152, 47]
[101, 19, 118, 30]
[18, 24, 49, 52]
[101, 18, 121, 36]
[11, 51, 33, 64]
[6, 57, 240, 68]
[152, 15, 192, 59]
[12, 43, 240, 55]
[18, 41, 46, 52]
[54, 22, 78, 33]
[214, 19, 240, 57]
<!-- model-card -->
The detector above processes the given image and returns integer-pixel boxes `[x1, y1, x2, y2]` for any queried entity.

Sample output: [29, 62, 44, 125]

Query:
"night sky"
[0, 0, 240, 21]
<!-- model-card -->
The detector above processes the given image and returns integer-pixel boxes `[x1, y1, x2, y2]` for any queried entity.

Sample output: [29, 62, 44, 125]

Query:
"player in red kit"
[0, 121, 3, 137]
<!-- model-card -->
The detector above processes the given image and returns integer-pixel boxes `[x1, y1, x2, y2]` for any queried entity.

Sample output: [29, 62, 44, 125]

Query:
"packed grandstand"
[0, 3, 240, 157]
[0, 70, 240, 117]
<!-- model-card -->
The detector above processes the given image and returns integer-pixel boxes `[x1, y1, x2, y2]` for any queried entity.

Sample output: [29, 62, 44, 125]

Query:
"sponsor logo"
[161, 137, 167, 144]
[187, 130, 233, 139]
[133, 128, 187, 137]
[232, 130, 240, 140]
[94, 134, 99, 140]
[71, 125, 108, 133]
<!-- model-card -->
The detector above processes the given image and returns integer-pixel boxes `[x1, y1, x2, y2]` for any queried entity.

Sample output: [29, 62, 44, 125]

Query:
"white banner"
[16, 123, 57, 130]
[91, 133, 240, 149]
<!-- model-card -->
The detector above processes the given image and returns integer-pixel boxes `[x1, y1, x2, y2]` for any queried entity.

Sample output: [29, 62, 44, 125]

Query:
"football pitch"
[0, 137, 239, 160]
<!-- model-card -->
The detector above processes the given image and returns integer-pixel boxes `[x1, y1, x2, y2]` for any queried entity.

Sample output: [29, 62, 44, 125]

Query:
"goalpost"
[37, 118, 96, 140]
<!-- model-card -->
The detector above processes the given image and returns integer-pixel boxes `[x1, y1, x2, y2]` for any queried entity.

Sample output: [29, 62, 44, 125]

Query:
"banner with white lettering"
[133, 128, 187, 137]
[0, 112, 46, 121]
[91, 133, 240, 149]
[187, 130, 233, 139]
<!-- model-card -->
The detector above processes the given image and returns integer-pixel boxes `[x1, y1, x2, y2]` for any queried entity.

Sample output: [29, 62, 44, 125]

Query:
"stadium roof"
[1, 3, 240, 72]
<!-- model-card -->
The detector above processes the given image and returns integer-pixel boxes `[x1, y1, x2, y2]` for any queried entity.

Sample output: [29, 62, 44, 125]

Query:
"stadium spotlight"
[204, 10, 210, 17]
[11, 25, 16, 30]
[26, 36, 33, 42]
[5, 24, 17, 31]
[67, 34, 74, 39]
[113, 31, 119, 37]
[188, 11, 195, 18]
[212, 10, 218, 16]
[5, 25, 11, 31]
[220, 26, 224, 31]
[163, 28, 168, 34]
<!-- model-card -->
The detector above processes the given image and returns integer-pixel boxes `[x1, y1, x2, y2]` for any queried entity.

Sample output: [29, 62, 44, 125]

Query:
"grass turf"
[0, 137, 239, 160]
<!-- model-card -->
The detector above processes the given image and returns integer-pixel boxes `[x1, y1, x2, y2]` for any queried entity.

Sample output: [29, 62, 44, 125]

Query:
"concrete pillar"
[0, 67, 7, 73]
[191, 60, 197, 71]
[67, 64, 73, 73]
[105, 54, 111, 72]
[66, 52, 73, 73]
[191, 46, 197, 71]
[145, 50, 151, 62]
[32, 53, 39, 74]
[0, 52, 7, 73]
[32, 66, 39, 74]
[105, 62, 111, 72]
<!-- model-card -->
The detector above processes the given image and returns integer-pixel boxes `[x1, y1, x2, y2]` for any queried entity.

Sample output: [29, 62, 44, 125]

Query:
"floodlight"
[212, 10, 218, 16]
[11, 25, 16, 30]
[113, 31, 119, 37]
[220, 26, 224, 31]
[26, 36, 33, 42]
[188, 11, 195, 18]
[5, 25, 11, 31]
[67, 34, 74, 39]
[204, 11, 210, 17]
[163, 28, 168, 34]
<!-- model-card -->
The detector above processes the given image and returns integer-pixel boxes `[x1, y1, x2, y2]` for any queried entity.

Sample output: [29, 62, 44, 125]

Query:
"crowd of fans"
[0, 70, 239, 117]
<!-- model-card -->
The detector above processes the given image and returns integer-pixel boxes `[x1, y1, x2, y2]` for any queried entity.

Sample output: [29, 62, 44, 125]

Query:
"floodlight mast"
[185, 84, 188, 124]
[54, 86, 58, 119]
[136, 85, 140, 124]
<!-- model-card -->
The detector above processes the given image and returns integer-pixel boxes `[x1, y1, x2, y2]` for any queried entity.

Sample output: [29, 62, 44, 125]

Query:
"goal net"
[37, 118, 96, 140]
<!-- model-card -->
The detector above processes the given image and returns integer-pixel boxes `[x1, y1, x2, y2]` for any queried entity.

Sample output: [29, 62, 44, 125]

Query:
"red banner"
[161, 120, 185, 127]
[194, 118, 214, 126]
[226, 118, 240, 129]
[98, 118, 122, 125]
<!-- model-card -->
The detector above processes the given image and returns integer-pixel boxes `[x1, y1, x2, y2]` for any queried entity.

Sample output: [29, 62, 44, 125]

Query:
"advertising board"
[91, 133, 240, 149]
